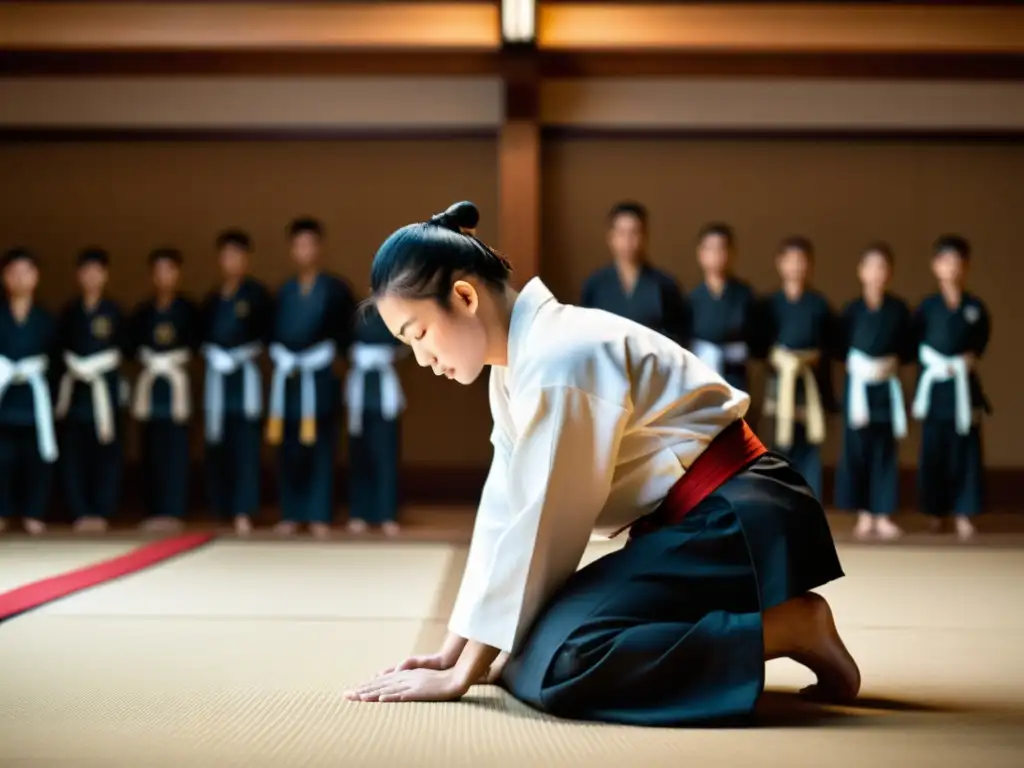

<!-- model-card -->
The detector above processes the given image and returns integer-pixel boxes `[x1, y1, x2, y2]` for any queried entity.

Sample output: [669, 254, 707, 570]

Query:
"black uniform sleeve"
[660, 276, 692, 348]
[968, 299, 991, 358]
[331, 277, 358, 354]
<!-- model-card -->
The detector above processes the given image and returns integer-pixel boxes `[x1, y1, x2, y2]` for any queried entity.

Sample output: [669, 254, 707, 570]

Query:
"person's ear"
[451, 280, 480, 315]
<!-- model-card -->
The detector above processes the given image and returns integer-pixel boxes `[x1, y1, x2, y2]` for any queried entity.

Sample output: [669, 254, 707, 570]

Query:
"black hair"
[76, 247, 109, 268]
[288, 217, 323, 240]
[608, 200, 648, 228]
[149, 247, 183, 267]
[933, 234, 971, 261]
[216, 228, 252, 252]
[778, 235, 814, 260]
[860, 241, 894, 266]
[0, 247, 37, 270]
[697, 222, 735, 248]
[369, 201, 512, 309]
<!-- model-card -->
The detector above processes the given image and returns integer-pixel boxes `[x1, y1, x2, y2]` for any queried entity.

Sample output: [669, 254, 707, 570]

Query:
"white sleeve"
[447, 385, 628, 654]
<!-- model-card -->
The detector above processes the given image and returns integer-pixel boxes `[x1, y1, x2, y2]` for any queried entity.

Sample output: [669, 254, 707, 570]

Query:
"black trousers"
[0, 425, 53, 521]
[59, 422, 123, 520]
[348, 412, 400, 524]
[502, 454, 843, 727]
[918, 420, 983, 517]
[205, 415, 262, 519]
[278, 416, 337, 524]
[141, 420, 190, 519]
[834, 422, 899, 516]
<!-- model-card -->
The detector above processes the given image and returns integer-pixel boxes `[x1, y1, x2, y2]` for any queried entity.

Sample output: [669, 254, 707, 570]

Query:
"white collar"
[506, 277, 556, 374]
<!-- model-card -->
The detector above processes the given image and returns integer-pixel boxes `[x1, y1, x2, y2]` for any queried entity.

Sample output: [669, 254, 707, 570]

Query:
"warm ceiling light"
[502, 0, 536, 44]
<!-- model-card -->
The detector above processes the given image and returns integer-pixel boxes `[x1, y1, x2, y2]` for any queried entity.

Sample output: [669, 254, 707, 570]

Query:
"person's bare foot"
[954, 516, 976, 541]
[309, 522, 331, 540]
[346, 518, 368, 535]
[874, 516, 903, 541]
[74, 516, 108, 534]
[22, 518, 46, 536]
[853, 512, 874, 541]
[234, 516, 253, 536]
[274, 520, 298, 537]
[380, 521, 401, 538]
[765, 593, 861, 703]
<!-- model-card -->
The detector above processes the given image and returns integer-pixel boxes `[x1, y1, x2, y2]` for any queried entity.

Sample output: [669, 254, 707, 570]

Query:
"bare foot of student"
[79, 517, 108, 534]
[346, 518, 368, 535]
[234, 516, 253, 536]
[954, 516, 976, 541]
[381, 521, 401, 538]
[763, 593, 861, 703]
[309, 522, 332, 540]
[853, 512, 874, 541]
[875, 517, 903, 541]
[22, 518, 46, 536]
[274, 520, 298, 537]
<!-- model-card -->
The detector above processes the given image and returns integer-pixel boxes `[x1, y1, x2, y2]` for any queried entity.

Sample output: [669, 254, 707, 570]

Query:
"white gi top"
[448, 278, 750, 654]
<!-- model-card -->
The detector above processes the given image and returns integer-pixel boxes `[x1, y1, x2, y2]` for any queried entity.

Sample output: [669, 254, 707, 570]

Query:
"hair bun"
[430, 201, 480, 233]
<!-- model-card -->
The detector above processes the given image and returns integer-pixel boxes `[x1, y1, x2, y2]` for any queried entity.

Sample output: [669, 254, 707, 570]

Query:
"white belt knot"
[55, 348, 122, 444]
[345, 343, 405, 436]
[266, 340, 336, 445]
[768, 346, 826, 448]
[846, 349, 907, 438]
[0, 354, 58, 462]
[912, 344, 973, 435]
[203, 342, 263, 443]
[691, 339, 748, 377]
[132, 347, 192, 423]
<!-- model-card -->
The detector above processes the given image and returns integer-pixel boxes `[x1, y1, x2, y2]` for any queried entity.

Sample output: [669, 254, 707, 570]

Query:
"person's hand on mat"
[344, 668, 468, 703]
[379, 632, 468, 675]
[379, 653, 450, 676]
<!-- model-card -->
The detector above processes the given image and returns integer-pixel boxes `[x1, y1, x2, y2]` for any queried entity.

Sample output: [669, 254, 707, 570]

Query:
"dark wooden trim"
[541, 127, 1024, 143]
[0, 127, 500, 142]
[0, 49, 502, 77]
[6, 49, 1024, 79]
[539, 51, 1024, 80]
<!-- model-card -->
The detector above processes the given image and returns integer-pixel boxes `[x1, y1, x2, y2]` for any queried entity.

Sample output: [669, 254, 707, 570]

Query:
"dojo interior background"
[1, 1, 1021, 504]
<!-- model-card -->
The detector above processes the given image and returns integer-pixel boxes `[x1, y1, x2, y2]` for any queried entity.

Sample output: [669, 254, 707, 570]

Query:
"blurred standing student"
[580, 201, 690, 346]
[127, 248, 200, 532]
[911, 235, 991, 541]
[345, 306, 405, 536]
[200, 230, 273, 536]
[689, 222, 758, 392]
[759, 237, 837, 500]
[0, 248, 58, 535]
[266, 218, 356, 538]
[834, 243, 914, 541]
[54, 248, 125, 534]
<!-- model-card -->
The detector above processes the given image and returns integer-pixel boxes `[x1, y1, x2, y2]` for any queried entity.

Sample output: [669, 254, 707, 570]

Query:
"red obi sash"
[617, 419, 767, 540]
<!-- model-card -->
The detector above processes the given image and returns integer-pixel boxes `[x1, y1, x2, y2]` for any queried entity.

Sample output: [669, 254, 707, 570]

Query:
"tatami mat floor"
[1, 533, 1023, 767]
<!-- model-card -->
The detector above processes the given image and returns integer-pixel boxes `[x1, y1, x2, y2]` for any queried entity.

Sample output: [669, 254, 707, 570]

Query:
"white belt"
[55, 348, 122, 444]
[846, 349, 907, 438]
[768, 346, 826, 448]
[266, 340, 336, 445]
[203, 342, 263, 443]
[912, 344, 972, 435]
[0, 354, 58, 462]
[345, 343, 405, 436]
[691, 339, 748, 377]
[133, 347, 192, 423]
